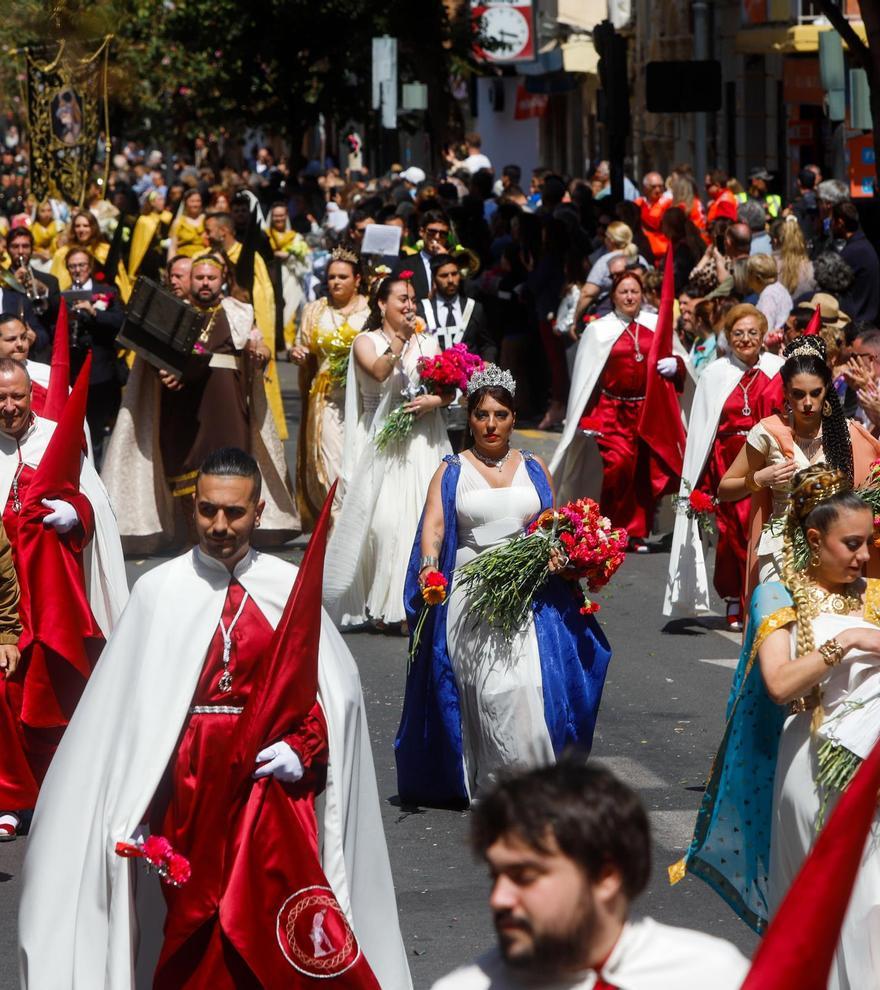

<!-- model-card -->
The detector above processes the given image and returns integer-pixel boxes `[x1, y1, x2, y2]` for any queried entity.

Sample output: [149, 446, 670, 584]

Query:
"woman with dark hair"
[665, 304, 784, 629]
[550, 269, 685, 552]
[324, 270, 452, 631]
[718, 334, 880, 592]
[289, 247, 368, 529]
[678, 466, 880, 984]
[395, 368, 612, 806]
[661, 205, 705, 294]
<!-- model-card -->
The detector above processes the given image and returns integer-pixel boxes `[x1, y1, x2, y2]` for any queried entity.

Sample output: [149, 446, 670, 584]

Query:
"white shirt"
[460, 152, 493, 174]
[430, 917, 750, 990]
[435, 294, 463, 327]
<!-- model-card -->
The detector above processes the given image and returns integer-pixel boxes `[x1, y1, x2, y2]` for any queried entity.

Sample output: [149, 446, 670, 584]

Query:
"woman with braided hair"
[718, 333, 880, 596]
[675, 466, 880, 987]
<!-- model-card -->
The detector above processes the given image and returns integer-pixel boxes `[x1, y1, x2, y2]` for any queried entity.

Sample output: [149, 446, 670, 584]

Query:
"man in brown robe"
[101, 256, 299, 553]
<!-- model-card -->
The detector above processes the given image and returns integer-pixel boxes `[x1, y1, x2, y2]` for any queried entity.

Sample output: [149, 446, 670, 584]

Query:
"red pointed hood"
[229, 480, 337, 783]
[741, 736, 880, 989]
[23, 352, 90, 510]
[44, 299, 71, 422]
[803, 305, 822, 337]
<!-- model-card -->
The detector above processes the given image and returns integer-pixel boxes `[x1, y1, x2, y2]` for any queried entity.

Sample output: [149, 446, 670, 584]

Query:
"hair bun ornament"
[466, 364, 517, 397]
[790, 465, 851, 520]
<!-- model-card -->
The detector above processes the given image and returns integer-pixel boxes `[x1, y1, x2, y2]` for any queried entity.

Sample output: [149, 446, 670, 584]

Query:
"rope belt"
[601, 389, 645, 403]
[190, 705, 244, 715]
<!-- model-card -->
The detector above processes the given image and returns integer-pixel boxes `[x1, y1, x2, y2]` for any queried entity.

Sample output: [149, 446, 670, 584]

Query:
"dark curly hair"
[781, 335, 853, 482]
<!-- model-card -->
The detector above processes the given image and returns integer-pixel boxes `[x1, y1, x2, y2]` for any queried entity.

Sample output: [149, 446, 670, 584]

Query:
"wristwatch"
[383, 346, 400, 363]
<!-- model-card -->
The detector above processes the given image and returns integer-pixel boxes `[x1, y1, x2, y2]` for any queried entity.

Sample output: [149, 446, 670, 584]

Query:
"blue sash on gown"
[394, 452, 612, 808]
[671, 580, 794, 933]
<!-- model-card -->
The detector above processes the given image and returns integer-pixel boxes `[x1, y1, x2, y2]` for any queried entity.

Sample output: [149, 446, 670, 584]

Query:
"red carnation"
[399, 269, 414, 280]
[688, 490, 716, 515]
[94, 270, 106, 282]
[166, 852, 192, 886]
[142, 834, 172, 866]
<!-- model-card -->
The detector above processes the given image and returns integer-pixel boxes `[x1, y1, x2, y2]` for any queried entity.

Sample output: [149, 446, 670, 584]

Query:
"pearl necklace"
[472, 446, 513, 472]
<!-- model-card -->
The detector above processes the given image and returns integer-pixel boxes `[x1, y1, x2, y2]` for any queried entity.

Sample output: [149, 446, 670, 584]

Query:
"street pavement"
[0, 363, 758, 988]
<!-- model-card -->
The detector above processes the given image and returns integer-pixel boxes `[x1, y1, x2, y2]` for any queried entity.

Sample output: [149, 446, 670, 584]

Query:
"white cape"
[0, 415, 128, 635]
[662, 351, 783, 616]
[431, 916, 749, 989]
[19, 548, 412, 990]
[101, 297, 299, 553]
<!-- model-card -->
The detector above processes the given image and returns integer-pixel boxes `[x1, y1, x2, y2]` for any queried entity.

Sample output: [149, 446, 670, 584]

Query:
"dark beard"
[498, 907, 595, 976]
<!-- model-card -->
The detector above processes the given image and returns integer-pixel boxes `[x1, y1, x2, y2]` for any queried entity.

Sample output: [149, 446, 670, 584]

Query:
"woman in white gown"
[677, 465, 880, 988]
[396, 369, 612, 806]
[324, 270, 452, 630]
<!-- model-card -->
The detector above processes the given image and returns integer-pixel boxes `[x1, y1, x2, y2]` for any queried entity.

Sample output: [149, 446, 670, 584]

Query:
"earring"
[810, 548, 820, 568]
[822, 400, 832, 417]
[783, 399, 792, 415]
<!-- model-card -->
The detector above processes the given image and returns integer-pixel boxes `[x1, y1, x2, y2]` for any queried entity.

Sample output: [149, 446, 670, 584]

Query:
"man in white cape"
[432, 759, 748, 990]
[19, 448, 411, 989]
[663, 348, 783, 617]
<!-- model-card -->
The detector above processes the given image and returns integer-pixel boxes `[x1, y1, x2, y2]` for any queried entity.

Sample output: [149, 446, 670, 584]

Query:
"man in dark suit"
[1, 227, 53, 358]
[833, 201, 880, 323]
[419, 253, 497, 360]
[419, 253, 497, 450]
[409, 209, 453, 301]
[64, 247, 125, 467]
[7, 226, 60, 330]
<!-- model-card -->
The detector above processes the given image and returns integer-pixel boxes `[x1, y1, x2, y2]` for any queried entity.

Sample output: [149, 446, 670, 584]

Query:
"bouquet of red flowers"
[418, 343, 485, 393]
[375, 344, 485, 452]
[409, 569, 449, 665]
[456, 498, 628, 635]
[115, 833, 191, 887]
[673, 482, 717, 537]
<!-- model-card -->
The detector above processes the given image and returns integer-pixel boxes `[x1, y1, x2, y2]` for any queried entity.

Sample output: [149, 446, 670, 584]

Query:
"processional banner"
[24, 37, 110, 205]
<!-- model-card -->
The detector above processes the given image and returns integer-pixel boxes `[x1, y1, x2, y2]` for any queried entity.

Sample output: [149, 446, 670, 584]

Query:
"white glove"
[41, 498, 80, 534]
[253, 741, 304, 784]
[656, 356, 678, 378]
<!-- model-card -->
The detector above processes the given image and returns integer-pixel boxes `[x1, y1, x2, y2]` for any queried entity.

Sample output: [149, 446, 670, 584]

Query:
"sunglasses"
[424, 227, 449, 239]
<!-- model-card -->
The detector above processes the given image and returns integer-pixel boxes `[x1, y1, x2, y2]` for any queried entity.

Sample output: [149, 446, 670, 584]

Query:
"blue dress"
[394, 452, 613, 807]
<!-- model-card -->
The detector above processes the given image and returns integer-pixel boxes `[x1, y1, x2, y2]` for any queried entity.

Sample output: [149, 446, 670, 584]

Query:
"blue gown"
[394, 452, 613, 807]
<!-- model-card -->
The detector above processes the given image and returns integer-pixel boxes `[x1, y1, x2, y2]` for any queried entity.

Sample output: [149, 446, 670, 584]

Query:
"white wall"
[474, 76, 541, 178]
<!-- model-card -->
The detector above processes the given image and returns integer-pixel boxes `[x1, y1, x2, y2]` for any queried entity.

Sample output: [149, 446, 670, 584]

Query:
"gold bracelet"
[745, 471, 763, 493]
[818, 637, 845, 667]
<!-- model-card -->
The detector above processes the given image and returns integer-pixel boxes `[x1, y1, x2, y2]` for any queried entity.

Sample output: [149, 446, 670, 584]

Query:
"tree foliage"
[1, 0, 473, 149]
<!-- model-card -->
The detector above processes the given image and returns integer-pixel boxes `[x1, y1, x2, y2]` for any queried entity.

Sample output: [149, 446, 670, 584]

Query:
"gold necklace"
[804, 579, 863, 617]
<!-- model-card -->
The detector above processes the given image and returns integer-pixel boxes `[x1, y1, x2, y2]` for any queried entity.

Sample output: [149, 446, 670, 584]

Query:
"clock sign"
[472, 2, 535, 63]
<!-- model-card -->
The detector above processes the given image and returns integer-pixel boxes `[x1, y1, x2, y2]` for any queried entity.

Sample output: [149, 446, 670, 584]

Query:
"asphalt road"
[0, 364, 758, 988]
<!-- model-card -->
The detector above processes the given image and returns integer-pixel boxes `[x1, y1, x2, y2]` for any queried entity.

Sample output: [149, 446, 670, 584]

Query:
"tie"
[445, 301, 456, 327]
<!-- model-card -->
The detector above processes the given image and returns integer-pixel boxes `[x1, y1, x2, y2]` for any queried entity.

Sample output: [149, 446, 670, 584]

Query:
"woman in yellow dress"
[289, 246, 368, 529]
[31, 201, 61, 266]
[167, 188, 205, 260]
[127, 190, 174, 280]
[50, 209, 132, 301]
[265, 201, 309, 349]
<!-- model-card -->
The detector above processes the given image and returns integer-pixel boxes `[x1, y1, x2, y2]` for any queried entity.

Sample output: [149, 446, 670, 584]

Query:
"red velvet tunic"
[578, 323, 661, 539]
[0, 464, 97, 809]
[152, 578, 329, 989]
[698, 367, 779, 603]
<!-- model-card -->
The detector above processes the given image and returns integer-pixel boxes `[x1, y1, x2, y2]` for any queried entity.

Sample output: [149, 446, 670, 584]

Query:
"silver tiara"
[466, 364, 517, 396]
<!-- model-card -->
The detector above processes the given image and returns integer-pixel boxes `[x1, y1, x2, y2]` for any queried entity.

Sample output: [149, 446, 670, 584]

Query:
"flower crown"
[790, 466, 851, 520]
[331, 245, 360, 265]
[466, 364, 516, 397]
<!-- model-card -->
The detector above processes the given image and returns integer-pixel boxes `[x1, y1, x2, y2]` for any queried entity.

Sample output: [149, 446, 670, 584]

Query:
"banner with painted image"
[25, 37, 110, 205]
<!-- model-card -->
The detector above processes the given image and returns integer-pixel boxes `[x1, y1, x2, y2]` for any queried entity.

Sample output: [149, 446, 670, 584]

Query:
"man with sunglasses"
[410, 209, 452, 300]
